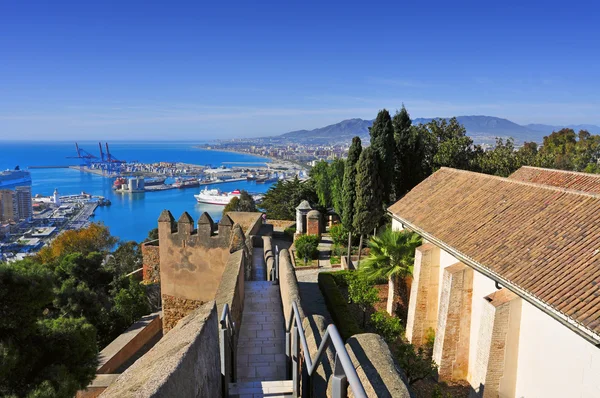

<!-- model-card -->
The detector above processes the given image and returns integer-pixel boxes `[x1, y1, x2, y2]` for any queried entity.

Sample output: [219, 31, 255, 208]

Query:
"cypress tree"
[342, 137, 362, 267]
[341, 136, 362, 230]
[393, 105, 425, 197]
[353, 146, 384, 266]
[369, 109, 396, 204]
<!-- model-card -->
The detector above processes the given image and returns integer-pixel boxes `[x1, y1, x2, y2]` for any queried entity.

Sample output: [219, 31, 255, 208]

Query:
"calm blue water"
[0, 141, 274, 243]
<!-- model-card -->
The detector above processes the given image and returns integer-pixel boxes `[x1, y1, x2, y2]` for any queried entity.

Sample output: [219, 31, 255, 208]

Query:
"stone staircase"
[230, 248, 292, 397]
[229, 380, 293, 397]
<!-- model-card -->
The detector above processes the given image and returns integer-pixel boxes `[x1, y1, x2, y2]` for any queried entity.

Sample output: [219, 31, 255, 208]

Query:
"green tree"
[261, 177, 318, 220]
[353, 147, 384, 267]
[309, 159, 345, 212]
[0, 261, 98, 398]
[342, 137, 362, 265]
[359, 228, 422, 315]
[393, 106, 428, 197]
[105, 241, 142, 276]
[348, 275, 379, 328]
[222, 190, 257, 216]
[417, 117, 476, 172]
[370, 109, 396, 204]
[328, 158, 345, 214]
[476, 138, 521, 177]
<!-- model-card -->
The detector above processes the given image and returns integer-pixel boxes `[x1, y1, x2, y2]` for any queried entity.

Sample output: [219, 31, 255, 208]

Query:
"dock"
[66, 202, 98, 230]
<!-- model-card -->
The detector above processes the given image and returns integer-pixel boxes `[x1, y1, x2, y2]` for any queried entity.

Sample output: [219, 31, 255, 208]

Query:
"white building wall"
[515, 300, 600, 398]
[391, 218, 600, 397]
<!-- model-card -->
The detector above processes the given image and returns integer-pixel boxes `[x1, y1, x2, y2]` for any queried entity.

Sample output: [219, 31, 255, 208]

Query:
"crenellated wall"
[157, 210, 250, 332]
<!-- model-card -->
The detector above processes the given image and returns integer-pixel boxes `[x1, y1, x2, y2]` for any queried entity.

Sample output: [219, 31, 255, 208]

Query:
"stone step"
[228, 380, 293, 397]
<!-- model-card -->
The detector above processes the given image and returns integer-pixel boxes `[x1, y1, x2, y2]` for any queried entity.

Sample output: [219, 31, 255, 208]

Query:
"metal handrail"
[220, 303, 236, 397]
[269, 244, 280, 283]
[286, 301, 367, 398]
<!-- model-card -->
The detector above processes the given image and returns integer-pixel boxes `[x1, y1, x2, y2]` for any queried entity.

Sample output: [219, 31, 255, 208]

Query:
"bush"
[370, 310, 404, 343]
[328, 269, 355, 287]
[318, 272, 362, 341]
[329, 224, 347, 247]
[283, 225, 296, 241]
[348, 275, 379, 327]
[395, 342, 438, 385]
[295, 234, 320, 260]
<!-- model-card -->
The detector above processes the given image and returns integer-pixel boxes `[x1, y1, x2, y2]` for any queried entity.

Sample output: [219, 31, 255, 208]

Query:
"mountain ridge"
[277, 116, 600, 145]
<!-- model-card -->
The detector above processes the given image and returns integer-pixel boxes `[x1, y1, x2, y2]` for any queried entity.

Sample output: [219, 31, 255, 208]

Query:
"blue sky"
[1, 0, 599, 140]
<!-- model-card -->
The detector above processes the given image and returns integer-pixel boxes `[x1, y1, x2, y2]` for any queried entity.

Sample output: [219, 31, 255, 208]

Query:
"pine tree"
[353, 147, 384, 266]
[342, 137, 362, 267]
[369, 109, 396, 204]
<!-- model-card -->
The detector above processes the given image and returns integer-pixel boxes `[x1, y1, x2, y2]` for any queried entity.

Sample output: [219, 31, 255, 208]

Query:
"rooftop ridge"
[439, 167, 600, 200]
[516, 165, 600, 178]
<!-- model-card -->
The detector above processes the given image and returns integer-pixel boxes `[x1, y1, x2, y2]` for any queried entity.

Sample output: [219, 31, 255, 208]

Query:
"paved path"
[317, 234, 333, 268]
[252, 247, 266, 281]
[236, 281, 287, 383]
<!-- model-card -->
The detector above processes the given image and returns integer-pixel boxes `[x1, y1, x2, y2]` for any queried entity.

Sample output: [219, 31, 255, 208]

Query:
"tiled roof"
[388, 168, 600, 341]
[509, 166, 600, 194]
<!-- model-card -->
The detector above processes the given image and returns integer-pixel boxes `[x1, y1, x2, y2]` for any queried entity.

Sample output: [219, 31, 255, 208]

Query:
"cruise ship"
[194, 188, 242, 205]
[0, 169, 32, 189]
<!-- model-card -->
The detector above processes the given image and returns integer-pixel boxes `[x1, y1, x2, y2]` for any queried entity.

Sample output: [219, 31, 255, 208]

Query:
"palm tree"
[358, 227, 422, 316]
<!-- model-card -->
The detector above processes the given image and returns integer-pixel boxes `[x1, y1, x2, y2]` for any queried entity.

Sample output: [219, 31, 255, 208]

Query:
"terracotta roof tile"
[388, 167, 600, 340]
[509, 166, 600, 194]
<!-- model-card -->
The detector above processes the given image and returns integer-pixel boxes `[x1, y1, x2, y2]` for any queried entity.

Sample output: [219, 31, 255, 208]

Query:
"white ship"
[0, 169, 32, 189]
[194, 188, 242, 205]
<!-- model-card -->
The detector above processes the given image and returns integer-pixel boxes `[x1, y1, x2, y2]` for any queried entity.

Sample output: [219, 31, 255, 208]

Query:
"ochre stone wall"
[141, 241, 160, 282]
[161, 294, 205, 333]
[432, 263, 473, 381]
[406, 243, 441, 346]
[157, 210, 250, 333]
[472, 288, 521, 398]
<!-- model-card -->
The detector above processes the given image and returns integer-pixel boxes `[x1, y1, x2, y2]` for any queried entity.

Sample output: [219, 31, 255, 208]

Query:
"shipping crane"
[67, 142, 126, 175]
[68, 143, 100, 167]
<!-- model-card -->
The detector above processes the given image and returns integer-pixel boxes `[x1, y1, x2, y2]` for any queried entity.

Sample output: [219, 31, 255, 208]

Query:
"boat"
[173, 178, 200, 189]
[113, 177, 127, 190]
[0, 169, 32, 189]
[246, 173, 256, 181]
[194, 188, 242, 205]
[145, 177, 166, 186]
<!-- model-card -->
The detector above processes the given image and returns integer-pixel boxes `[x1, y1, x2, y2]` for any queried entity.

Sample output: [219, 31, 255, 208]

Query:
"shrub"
[328, 269, 355, 287]
[283, 225, 296, 241]
[395, 342, 438, 385]
[295, 234, 320, 260]
[370, 310, 404, 343]
[318, 272, 362, 341]
[329, 223, 347, 247]
[348, 275, 379, 327]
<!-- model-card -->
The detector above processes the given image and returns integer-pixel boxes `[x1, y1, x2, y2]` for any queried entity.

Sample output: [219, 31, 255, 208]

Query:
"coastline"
[195, 146, 308, 171]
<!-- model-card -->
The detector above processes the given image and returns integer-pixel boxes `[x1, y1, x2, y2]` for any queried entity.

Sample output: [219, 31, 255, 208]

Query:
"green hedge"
[295, 234, 320, 260]
[318, 272, 362, 341]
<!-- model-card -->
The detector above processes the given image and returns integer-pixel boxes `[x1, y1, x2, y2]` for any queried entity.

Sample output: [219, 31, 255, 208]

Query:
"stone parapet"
[278, 248, 305, 326]
[406, 243, 441, 346]
[334, 333, 412, 398]
[433, 263, 473, 381]
[100, 302, 221, 398]
[263, 236, 274, 280]
[215, 249, 246, 334]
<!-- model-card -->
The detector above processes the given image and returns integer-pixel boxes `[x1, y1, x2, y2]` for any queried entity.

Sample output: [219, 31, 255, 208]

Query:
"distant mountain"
[279, 118, 373, 143]
[277, 116, 600, 145]
[525, 124, 600, 135]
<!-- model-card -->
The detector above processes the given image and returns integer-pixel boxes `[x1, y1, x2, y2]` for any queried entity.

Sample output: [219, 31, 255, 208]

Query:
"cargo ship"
[145, 177, 166, 186]
[0, 169, 32, 189]
[174, 177, 200, 189]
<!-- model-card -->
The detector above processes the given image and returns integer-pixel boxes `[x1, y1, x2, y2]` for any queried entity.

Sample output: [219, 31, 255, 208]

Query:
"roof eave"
[389, 212, 600, 348]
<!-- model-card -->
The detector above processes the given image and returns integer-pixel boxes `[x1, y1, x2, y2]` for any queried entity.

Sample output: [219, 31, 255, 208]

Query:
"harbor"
[1, 142, 308, 246]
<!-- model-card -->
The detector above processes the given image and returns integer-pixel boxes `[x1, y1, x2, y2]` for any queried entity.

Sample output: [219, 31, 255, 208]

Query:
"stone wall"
[263, 236, 274, 280]
[157, 210, 249, 333]
[141, 240, 160, 282]
[341, 334, 411, 398]
[214, 249, 246, 334]
[278, 248, 305, 326]
[100, 302, 221, 398]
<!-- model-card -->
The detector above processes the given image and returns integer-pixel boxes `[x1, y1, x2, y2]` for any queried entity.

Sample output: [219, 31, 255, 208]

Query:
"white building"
[389, 167, 600, 398]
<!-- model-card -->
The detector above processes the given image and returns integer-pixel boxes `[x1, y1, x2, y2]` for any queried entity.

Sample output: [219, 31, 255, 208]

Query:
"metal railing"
[220, 303, 236, 397]
[286, 301, 367, 398]
[270, 244, 280, 283]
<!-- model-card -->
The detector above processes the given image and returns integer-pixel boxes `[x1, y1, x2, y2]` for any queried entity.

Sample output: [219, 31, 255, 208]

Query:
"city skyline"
[1, 1, 599, 140]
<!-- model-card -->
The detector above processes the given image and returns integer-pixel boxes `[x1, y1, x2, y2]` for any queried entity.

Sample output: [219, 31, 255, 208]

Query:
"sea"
[0, 141, 276, 243]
